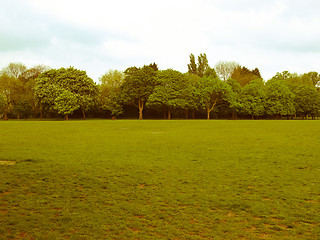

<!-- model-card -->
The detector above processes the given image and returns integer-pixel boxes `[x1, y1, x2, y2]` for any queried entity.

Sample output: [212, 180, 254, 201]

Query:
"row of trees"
[1, 54, 320, 120]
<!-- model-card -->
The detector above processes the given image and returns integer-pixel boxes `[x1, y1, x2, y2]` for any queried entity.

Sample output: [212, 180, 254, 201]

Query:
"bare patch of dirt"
[0, 160, 16, 165]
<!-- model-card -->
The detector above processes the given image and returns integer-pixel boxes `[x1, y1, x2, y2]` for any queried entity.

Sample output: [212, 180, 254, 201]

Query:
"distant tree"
[265, 80, 295, 118]
[187, 54, 197, 75]
[0, 73, 19, 120]
[54, 90, 79, 120]
[292, 85, 320, 119]
[1, 63, 27, 78]
[148, 62, 159, 71]
[231, 66, 262, 87]
[271, 71, 291, 81]
[188, 53, 210, 77]
[215, 61, 239, 81]
[198, 77, 234, 119]
[13, 100, 33, 119]
[307, 71, 320, 87]
[99, 70, 125, 119]
[148, 69, 191, 119]
[226, 78, 242, 119]
[197, 53, 209, 77]
[239, 80, 266, 119]
[0, 94, 5, 118]
[121, 65, 157, 120]
[35, 67, 98, 120]
[184, 73, 202, 118]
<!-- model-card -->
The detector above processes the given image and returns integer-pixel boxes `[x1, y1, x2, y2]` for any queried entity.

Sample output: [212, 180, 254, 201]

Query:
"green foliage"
[265, 80, 295, 117]
[292, 85, 320, 118]
[12, 100, 33, 119]
[148, 70, 193, 118]
[121, 65, 157, 119]
[99, 70, 124, 117]
[231, 66, 262, 87]
[187, 53, 210, 77]
[54, 90, 79, 118]
[239, 80, 266, 118]
[34, 67, 98, 119]
[187, 53, 197, 75]
[1, 120, 320, 239]
[0, 94, 5, 113]
[198, 77, 234, 119]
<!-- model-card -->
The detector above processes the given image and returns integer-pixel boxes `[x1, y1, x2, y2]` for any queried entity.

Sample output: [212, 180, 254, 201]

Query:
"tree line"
[1, 53, 320, 120]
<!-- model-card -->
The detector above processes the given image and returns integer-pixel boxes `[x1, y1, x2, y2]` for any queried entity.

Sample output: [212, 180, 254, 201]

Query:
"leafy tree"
[198, 77, 233, 119]
[239, 80, 266, 119]
[231, 66, 262, 87]
[0, 73, 19, 120]
[292, 85, 320, 119]
[54, 90, 79, 120]
[265, 80, 295, 118]
[148, 69, 192, 119]
[197, 53, 209, 77]
[215, 61, 239, 81]
[307, 71, 320, 87]
[148, 62, 159, 71]
[187, 54, 197, 75]
[35, 67, 98, 120]
[0, 94, 5, 118]
[99, 70, 125, 119]
[226, 78, 242, 119]
[187, 53, 210, 77]
[121, 65, 157, 120]
[13, 100, 33, 119]
[184, 73, 202, 118]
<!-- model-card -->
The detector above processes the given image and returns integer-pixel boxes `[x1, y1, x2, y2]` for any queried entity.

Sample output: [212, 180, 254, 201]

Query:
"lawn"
[0, 120, 319, 239]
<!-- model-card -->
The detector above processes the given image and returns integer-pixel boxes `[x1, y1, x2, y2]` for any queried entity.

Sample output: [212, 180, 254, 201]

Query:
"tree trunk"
[40, 110, 43, 120]
[3, 111, 8, 120]
[82, 108, 86, 120]
[17, 114, 20, 120]
[207, 108, 211, 120]
[185, 109, 189, 119]
[192, 110, 195, 119]
[65, 114, 69, 121]
[168, 109, 171, 120]
[138, 99, 144, 120]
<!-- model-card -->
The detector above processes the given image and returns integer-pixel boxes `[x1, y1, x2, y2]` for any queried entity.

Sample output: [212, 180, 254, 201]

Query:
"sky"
[1, 0, 320, 82]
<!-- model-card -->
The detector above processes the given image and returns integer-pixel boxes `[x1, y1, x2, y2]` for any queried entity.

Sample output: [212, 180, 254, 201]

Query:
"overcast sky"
[1, 0, 320, 81]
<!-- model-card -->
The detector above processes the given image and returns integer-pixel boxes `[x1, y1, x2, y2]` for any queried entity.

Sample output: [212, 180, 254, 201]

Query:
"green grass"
[0, 120, 319, 239]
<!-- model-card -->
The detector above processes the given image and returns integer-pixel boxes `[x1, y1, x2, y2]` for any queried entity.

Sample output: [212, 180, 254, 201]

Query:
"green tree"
[198, 77, 233, 119]
[187, 54, 197, 75]
[99, 70, 125, 119]
[54, 90, 79, 120]
[148, 69, 192, 119]
[307, 71, 320, 87]
[0, 73, 19, 120]
[13, 100, 33, 119]
[292, 85, 320, 119]
[265, 80, 295, 118]
[239, 80, 266, 119]
[35, 67, 98, 120]
[226, 78, 242, 119]
[121, 65, 157, 120]
[187, 53, 210, 77]
[231, 66, 262, 87]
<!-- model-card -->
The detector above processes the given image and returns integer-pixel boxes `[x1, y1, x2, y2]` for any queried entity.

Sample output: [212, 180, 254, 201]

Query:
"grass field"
[0, 120, 319, 239]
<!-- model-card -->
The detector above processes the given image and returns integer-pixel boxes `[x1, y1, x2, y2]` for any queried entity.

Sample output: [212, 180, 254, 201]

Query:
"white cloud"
[1, 0, 320, 81]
